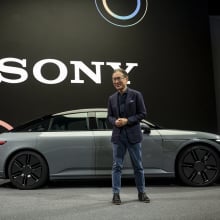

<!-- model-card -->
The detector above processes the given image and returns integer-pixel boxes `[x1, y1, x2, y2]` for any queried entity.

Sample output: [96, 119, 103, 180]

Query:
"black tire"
[177, 145, 220, 186]
[8, 151, 48, 189]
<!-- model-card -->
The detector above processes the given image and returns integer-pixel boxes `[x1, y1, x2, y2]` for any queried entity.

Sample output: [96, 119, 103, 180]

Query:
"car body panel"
[0, 108, 220, 187]
[36, 131, 95, 178]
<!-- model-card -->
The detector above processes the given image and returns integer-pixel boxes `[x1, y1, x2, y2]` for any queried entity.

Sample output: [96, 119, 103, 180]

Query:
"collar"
[118, 87, 128, 96]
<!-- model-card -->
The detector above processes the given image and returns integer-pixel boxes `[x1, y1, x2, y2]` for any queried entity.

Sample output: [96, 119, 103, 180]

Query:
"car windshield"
[11, 116, 51, 132]
[141, 119, 162, 129]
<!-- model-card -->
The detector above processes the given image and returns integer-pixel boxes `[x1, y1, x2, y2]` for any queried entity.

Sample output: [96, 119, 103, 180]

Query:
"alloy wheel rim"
[10, 153, 43, 187]
[180, 147, 218, 185]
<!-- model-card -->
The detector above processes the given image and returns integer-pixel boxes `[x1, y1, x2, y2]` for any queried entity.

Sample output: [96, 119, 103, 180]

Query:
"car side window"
[95, 112, 113, 130]
[50, 113, 88, 131]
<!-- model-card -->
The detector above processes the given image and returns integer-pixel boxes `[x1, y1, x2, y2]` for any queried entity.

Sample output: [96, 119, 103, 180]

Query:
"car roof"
[53, 108, 107, 116]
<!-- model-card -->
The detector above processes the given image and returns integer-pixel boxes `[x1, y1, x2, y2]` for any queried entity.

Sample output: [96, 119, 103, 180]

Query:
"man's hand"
[115, 118, 128, 127]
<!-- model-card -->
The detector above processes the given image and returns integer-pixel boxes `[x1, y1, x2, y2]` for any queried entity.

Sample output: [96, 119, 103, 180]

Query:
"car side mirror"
[141, 124, 151, 134]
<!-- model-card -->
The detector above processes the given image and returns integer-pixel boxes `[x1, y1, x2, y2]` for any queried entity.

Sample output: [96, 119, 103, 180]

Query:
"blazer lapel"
[113, 92, 120, 117]
[126, 88, 133, 106]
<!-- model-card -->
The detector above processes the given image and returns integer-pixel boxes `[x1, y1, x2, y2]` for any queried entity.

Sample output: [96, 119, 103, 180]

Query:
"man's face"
[112, 71, 128, 92]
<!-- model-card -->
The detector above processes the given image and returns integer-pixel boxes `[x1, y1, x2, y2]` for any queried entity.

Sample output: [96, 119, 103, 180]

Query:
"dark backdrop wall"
[210, 16, 220, 133]
[0, 0, 217, 133]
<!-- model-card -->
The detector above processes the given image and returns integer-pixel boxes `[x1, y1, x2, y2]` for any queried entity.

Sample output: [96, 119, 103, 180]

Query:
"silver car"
[0, 108, 220, 189]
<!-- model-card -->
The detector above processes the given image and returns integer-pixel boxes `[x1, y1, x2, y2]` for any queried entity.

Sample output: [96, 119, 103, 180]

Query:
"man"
[107, 68, 150, 205]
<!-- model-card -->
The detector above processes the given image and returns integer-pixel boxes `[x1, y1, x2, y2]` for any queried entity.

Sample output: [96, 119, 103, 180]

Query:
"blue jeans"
[112, 130, 146, 193]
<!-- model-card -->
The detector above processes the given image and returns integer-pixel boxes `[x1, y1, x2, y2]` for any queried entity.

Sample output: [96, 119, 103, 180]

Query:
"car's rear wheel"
[8, 151, 48, 189]
[177, 145, 220, 186]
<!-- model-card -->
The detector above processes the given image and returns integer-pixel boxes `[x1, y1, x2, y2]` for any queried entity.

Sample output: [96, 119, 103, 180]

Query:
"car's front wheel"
[177, 145, 220, 186]
[8, 151, 48, 189]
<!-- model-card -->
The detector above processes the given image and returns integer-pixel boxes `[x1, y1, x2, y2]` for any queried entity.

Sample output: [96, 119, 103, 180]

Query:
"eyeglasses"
[112, 77, 125, 82]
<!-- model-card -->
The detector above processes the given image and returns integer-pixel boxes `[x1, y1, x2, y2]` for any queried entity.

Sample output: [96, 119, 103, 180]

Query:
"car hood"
[157, 129, 220, 140]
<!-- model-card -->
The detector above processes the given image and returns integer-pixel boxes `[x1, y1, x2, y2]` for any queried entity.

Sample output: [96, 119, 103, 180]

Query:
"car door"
[119, 123, 164, 175]
[36, 112, 96, 178]
[140, 125, 164, 175]
[92, 111, 113, 176]
[93, 111, 164, 176]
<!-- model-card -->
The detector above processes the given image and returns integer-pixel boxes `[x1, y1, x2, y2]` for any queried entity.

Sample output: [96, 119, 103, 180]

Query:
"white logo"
[0, 57, 138, 85]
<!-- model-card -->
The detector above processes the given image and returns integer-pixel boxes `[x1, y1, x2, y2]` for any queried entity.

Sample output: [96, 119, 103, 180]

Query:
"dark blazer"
[107, 87, 147, 144]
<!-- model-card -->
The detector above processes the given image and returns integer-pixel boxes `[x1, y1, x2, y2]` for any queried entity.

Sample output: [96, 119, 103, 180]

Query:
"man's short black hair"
[113, 68, 128, 78]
